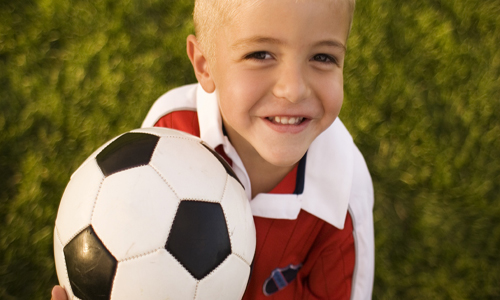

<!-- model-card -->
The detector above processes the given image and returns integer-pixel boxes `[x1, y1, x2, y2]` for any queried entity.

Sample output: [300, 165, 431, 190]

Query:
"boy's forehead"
[204, 0, 351, 20]
[232, 0, 348, 12]
[195, 0, 353, 27]
[225, 0, 351, 42]
[229, 0, 351, 28]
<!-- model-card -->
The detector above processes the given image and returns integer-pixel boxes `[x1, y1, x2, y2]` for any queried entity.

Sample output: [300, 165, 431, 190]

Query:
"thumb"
[51, 286, 67, 300]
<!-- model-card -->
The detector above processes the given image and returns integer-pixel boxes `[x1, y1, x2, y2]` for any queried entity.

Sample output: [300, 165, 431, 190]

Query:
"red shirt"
[156, 111, 355, 299]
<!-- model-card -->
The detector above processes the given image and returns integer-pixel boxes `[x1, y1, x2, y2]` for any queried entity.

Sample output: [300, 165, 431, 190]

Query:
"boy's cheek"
[218, 74, 271, 102]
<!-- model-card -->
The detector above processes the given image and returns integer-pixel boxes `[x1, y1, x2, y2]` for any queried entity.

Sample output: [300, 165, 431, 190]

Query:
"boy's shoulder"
[142, 84, 198, 128]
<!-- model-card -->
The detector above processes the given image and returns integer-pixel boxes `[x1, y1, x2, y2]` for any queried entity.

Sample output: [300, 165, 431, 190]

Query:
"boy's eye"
[245, 51, 272, 60]
[312, 54, 337, 64]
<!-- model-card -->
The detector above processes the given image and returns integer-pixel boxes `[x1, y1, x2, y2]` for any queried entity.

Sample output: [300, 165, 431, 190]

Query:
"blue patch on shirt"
[263, 263, 302, 296]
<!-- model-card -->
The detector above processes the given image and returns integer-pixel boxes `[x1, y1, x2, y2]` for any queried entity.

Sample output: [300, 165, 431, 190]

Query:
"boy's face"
[207, 0, 350, 168]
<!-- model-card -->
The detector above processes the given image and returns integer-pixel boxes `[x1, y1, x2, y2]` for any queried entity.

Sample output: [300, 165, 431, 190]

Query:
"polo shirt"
[142, 83, 375, 299]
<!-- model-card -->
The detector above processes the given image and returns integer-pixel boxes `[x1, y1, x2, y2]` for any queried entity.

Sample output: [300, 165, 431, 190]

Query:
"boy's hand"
[51, 286, 67, 300]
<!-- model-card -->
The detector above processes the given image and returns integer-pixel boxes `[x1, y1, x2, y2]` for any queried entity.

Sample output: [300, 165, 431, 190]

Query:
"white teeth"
[269, 116, 304, 125]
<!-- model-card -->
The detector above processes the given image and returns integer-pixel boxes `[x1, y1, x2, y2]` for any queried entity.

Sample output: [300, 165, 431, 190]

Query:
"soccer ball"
[53, 127, 256, 300]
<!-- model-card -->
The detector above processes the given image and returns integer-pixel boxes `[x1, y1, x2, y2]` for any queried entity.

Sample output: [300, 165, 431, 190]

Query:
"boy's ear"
[186, 35, 215, 93]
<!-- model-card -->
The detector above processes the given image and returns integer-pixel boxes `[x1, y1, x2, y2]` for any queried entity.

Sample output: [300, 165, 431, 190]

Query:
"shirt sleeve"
[154, 110, 200, 138]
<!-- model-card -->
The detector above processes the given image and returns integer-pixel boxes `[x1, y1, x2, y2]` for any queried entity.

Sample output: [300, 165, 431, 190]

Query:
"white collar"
[196, 84, 354, 229]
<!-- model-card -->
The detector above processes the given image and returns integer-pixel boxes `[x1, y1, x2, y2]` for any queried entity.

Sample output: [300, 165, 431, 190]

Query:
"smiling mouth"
[266, 116, 305, 125]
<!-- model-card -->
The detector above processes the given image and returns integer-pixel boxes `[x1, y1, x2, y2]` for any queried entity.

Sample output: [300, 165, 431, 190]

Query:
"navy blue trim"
[222, 122, 228, 136]
[293, 152, 307, 195]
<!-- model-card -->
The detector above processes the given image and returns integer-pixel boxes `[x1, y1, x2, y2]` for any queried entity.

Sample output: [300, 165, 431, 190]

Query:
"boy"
[52, 0, 374, 299]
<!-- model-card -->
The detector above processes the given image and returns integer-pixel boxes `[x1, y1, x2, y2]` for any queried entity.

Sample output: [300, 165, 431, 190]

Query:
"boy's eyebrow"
[231, 36, 346, 52]
[231, 36, 285, 49]
[314, 40, 347, 52]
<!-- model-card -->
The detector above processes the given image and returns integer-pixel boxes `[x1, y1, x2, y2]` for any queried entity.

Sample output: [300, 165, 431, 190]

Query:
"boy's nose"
[272, 63, 310, 103]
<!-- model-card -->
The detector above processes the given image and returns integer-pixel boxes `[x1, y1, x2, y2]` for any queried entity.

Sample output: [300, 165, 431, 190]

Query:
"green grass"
[1, 0, 499, 299]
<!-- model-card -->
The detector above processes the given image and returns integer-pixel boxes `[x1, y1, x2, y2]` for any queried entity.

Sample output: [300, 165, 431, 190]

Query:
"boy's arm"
[299, 147, 375, 300]
[300, 145, 374, 300]
[299, 214, 356, 300]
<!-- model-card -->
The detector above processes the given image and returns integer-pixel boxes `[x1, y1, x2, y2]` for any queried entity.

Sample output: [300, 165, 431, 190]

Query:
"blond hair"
[193, 0, 356, 60]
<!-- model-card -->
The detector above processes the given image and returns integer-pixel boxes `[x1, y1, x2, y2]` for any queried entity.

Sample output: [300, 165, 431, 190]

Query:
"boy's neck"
[244, 154, 296, 199]
[223, 121, 297, 198]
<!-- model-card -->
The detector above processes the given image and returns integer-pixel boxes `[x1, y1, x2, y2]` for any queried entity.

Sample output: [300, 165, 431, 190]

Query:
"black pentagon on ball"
[63, 226, 117, 300]
[166, 201, 231, 280]
[96, 132, 159, 176]
[201, 142, 243, 189]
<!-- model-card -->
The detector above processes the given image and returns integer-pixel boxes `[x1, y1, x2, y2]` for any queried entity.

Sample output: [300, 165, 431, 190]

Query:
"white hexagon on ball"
[150, 137, 228, 202]
[92, 165, 179, 261]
